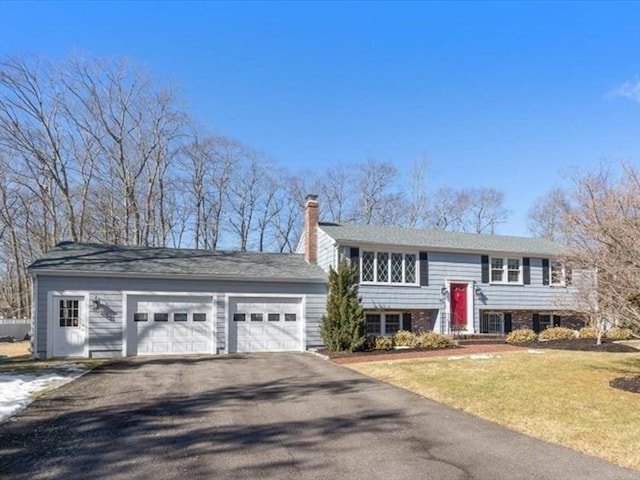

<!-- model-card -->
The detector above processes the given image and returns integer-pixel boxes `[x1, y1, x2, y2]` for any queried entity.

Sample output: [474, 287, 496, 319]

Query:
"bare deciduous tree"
[527, 188, 570, 242]
[428, 187, 510, 233]
[562, 163, 640, 332]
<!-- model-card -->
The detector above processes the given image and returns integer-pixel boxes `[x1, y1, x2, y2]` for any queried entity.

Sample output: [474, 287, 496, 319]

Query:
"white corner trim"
[31, 272, 38, 359]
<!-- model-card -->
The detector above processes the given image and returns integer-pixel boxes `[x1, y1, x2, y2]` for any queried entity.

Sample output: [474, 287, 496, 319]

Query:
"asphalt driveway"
[0, 353, 636, 480]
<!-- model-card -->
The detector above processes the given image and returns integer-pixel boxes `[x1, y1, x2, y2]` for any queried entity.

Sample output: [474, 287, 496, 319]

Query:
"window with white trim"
[360, 251, 418, 285]
[365, 312, 402, 335]
[551, 261, 565, 286]
[490, 257, 522, 283]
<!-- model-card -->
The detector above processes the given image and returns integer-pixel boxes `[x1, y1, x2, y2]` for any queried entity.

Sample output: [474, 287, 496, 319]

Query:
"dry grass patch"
[348, 350, 640, 471]
[0, 341, 31, 359]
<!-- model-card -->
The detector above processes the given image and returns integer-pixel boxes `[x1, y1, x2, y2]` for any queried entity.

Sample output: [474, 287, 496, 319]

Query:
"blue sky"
[1, 0, 638, 235]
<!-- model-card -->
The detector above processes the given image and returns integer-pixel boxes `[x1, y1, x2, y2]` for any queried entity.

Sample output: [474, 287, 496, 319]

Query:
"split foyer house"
[297, 195, 583, 338]
[29, 194, 583, 359]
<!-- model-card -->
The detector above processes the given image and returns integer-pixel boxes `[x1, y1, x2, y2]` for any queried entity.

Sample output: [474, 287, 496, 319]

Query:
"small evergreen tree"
[320, 258, 366, 352]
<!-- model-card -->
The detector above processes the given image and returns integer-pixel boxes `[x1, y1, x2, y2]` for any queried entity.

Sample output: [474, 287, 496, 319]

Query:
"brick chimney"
[304, 194, 319, 264]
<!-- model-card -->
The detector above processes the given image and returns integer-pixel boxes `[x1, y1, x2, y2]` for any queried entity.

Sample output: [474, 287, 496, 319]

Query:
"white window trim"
[365, 311, 402, 336]
[360, 251, 419, 286]
[489, 256, 523, 285]
[550, 261, 566, 287]
[480, 311, 504, 334]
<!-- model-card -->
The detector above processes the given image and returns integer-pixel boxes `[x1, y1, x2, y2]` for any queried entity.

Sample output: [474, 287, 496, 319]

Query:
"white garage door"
[127, 295, 214, 355]
[229, 297, 303, 353]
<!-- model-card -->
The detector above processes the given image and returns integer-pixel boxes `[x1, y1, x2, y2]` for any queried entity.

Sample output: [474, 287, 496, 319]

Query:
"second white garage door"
[228, 297, 303, 353]
[127, 295, 214, 355]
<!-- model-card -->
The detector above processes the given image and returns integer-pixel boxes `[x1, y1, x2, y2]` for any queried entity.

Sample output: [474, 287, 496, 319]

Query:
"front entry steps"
[451, 334, 505, 346]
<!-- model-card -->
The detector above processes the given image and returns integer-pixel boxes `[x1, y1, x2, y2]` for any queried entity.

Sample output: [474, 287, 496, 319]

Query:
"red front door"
[450, 284, 467, 328]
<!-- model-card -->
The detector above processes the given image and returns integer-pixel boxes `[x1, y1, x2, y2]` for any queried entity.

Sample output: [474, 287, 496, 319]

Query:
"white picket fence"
[0, 319, 31, 339]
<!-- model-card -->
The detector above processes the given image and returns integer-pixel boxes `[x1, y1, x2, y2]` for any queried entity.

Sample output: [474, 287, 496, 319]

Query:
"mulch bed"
[610, 376, 640, 394]
[513, 338, 639, 353]
[326, 344, 527, 365]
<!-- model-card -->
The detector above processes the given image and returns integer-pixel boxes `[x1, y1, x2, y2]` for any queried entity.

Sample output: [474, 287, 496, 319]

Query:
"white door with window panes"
[52, 296, 87, 357]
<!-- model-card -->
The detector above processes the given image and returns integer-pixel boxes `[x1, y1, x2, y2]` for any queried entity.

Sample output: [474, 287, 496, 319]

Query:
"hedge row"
[368, 330, 453, 351]
[505, 326, 634, 344]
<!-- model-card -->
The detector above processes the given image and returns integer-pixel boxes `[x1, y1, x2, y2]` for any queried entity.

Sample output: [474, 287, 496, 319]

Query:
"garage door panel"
[128, 295, 214, 356]
[229, 297, 303, 353]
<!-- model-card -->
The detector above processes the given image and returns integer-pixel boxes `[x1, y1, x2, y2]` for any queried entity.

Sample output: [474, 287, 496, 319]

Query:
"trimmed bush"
[505, 328, 537, 344]
[415, 332, 452, 350]
[579, 326, 598, 339]
[539, 327, 578, 341]
[373, 336, 394, 350]
[606, 327, 634, 341]
[393, 330, 417, 347]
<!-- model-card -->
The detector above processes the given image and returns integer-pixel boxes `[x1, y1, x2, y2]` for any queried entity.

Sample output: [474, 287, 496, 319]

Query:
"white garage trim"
[225, 293, 306, 353]
[122, 291, 217, 356]
[46, 290, 90, 358]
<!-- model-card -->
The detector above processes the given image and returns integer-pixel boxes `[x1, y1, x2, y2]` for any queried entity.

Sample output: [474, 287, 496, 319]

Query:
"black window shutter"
[553, 315, 561, 327]
[565, 266, 572, 286]
[532, 313, 540, 333]
[542, 259, 550, 286]
[481, 255, 490, 283]
[504, 313, 512, 334]
[350, 247, 360, 282]
[402, 313, 412, 332]
[523, 257, 531, 285]
[419, 251, 429, 286]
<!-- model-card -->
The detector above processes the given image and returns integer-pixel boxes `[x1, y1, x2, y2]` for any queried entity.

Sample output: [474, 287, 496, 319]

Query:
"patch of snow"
[448, 356, 466, 361]
[527, 349, 544, 354]
[0, 364, 88, 423]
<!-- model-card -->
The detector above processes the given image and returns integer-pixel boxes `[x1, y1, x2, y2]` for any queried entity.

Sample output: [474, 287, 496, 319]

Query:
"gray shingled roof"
[319, 222, 568, 256]
[29, 242, 327, 282]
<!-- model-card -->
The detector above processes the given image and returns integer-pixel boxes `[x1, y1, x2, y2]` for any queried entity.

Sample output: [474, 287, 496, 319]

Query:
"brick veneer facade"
[496, 310, 585, 332]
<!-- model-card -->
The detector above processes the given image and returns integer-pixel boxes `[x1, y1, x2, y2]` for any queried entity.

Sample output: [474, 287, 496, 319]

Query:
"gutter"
[27, 269, 328, 284]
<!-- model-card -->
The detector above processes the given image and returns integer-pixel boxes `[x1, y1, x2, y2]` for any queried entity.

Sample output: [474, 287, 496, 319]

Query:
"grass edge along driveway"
[346, 349, 640, 471]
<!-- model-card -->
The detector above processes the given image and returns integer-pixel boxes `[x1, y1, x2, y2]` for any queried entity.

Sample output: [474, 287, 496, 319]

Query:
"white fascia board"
[30, 269, 327, 284]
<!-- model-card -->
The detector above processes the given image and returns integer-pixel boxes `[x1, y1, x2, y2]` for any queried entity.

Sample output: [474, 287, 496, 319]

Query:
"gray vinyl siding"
[35, 275, 326, 358]
[304, 293, 327, 347]
[316, 227, 336, 273]
[356, 251, 581, 333]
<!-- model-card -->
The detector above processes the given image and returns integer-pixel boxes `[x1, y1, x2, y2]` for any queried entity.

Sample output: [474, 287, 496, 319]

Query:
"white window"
[361, 251, 418, 285]
[491, 258, 504, 282]
[507, 259, 520, 282]
[480, 312, 503, 334]
[551, 261, 565, 286]
[491, 257, 522, 284]
[365, 312, 402, 335]
[362, 251, 375, 282]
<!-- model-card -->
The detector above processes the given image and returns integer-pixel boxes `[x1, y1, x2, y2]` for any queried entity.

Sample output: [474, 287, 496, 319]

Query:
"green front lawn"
[348, 350, 640, 471]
